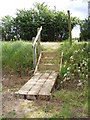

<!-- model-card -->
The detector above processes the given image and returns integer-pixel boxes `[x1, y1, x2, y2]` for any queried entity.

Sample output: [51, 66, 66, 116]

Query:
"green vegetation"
[0, 83, 2, 92]
[2, 41, 33, 75]
[80, 19, 90, 41]
[57, 41, 89, 96]
[0, 2, 80, 41]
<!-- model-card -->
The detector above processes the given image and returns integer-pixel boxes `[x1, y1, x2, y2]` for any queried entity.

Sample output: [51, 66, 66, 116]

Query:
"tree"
[0, 16, 13, 41]
[0, 2, 80, 41]
[80, 19, 90, 41]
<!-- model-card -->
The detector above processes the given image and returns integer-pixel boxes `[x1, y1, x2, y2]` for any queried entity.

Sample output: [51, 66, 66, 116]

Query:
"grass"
[2, 41, 33, 75]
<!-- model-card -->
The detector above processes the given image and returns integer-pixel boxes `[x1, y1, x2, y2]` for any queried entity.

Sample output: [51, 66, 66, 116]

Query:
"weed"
[8, 110, 16, 118]
[42, 105, 53, 112]
[0, 83, 2, 92]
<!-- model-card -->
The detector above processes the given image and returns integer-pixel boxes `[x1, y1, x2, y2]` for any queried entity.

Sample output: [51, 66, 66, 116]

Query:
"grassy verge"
[2, 41, 34, 76]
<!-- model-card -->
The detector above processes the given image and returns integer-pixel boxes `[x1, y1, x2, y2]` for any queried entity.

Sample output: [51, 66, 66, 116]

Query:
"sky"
[0, 0, 88, 38]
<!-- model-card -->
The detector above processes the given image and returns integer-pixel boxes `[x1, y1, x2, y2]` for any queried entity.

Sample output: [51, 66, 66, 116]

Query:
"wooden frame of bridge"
[15, 26, 63, 100]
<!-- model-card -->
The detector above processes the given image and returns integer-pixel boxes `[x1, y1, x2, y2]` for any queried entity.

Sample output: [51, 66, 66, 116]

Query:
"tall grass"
[2, 41, 33, 75]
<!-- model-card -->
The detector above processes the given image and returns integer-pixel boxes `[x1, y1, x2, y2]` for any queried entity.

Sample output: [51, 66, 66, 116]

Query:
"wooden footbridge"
[15, 26, 63, 100]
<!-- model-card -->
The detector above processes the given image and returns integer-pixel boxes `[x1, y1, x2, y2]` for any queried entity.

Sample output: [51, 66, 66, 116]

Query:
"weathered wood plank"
[38, 64, 59, 71]
[37, 28, 41, 56]
[32, 37, 37, 68]
[33, 26, 42, 47]
[38, 72, 58, 95]
[34, 53, 42, 74]
[24, 72, 42, 83]
[27, 72, 50, 98]
[40, 58, 58, 64]
[16, 73, 42, 96]
[41, 51, 57, 57]
[59, 52, 63, 72]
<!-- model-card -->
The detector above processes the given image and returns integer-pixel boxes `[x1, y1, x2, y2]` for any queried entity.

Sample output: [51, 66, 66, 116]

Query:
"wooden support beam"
[32, 37, 37, 68]
[37, 28, 41, 56]
[59, 52, 63, 72]
[67, 10, 72, 45]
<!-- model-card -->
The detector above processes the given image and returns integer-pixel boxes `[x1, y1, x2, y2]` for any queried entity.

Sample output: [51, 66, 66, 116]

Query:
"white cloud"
[0, 0, 88, 19]
[72, 25, 80, 38]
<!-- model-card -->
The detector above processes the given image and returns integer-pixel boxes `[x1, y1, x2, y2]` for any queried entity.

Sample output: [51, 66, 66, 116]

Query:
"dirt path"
[2, 90, 63, 118]
[41, 42, 60, 51]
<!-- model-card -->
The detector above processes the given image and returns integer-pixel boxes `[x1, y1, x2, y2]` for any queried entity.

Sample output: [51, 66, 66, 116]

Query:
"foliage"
[0, 2, 80, 41]
[80, 19, 90, 41]
[1, 15, 13, 41]
[57, 42, 89, 97]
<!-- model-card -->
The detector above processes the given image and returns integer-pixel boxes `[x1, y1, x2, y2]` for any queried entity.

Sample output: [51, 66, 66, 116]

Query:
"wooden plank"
[16, 73, 42, 96]
[59, 52, 63, 71]
[34, 53, 42, 74]
[41, 51, 57, 57]
[40, 58, 59, 64]
[37, 28, 41, 56]
[39, 72, 58, 96]
[33, 26, 42, 47]
[32, 37, 37, 68]
[24, 72, 42, 83]
[48, 71, 58, 79]
[27, 72, 50, 98]
[38, 64, 58, 71]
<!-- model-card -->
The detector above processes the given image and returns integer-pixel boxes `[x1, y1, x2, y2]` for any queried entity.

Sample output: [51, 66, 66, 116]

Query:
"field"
[1, 40, 89, 118]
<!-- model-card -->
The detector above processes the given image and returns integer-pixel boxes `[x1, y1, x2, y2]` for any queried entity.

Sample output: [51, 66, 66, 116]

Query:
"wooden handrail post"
[32, 37, 37, 68]
[37, 28, 41, 56]
[32, 26, 42, 69]
[67, 10, 72, 45]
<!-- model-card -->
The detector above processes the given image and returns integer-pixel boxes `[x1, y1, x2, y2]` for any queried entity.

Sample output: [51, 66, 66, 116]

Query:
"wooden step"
[38, 64, 59, 71]
[41, 51, 57, 57]
[40, 58, 59, 64]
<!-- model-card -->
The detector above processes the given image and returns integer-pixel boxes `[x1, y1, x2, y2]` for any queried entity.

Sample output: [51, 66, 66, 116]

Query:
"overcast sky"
[0, 0, 88, 38]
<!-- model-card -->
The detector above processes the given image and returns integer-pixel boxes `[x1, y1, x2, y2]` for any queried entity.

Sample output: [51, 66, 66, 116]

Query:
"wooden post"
[37, 28, 40, 56]
[32, 37, 37, 68]
[67, 10, 72, 45]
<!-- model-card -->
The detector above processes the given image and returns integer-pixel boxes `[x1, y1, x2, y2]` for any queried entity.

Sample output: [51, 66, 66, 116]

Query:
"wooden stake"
[32, 37, 37, 68]
[67, 10, 72, 45]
